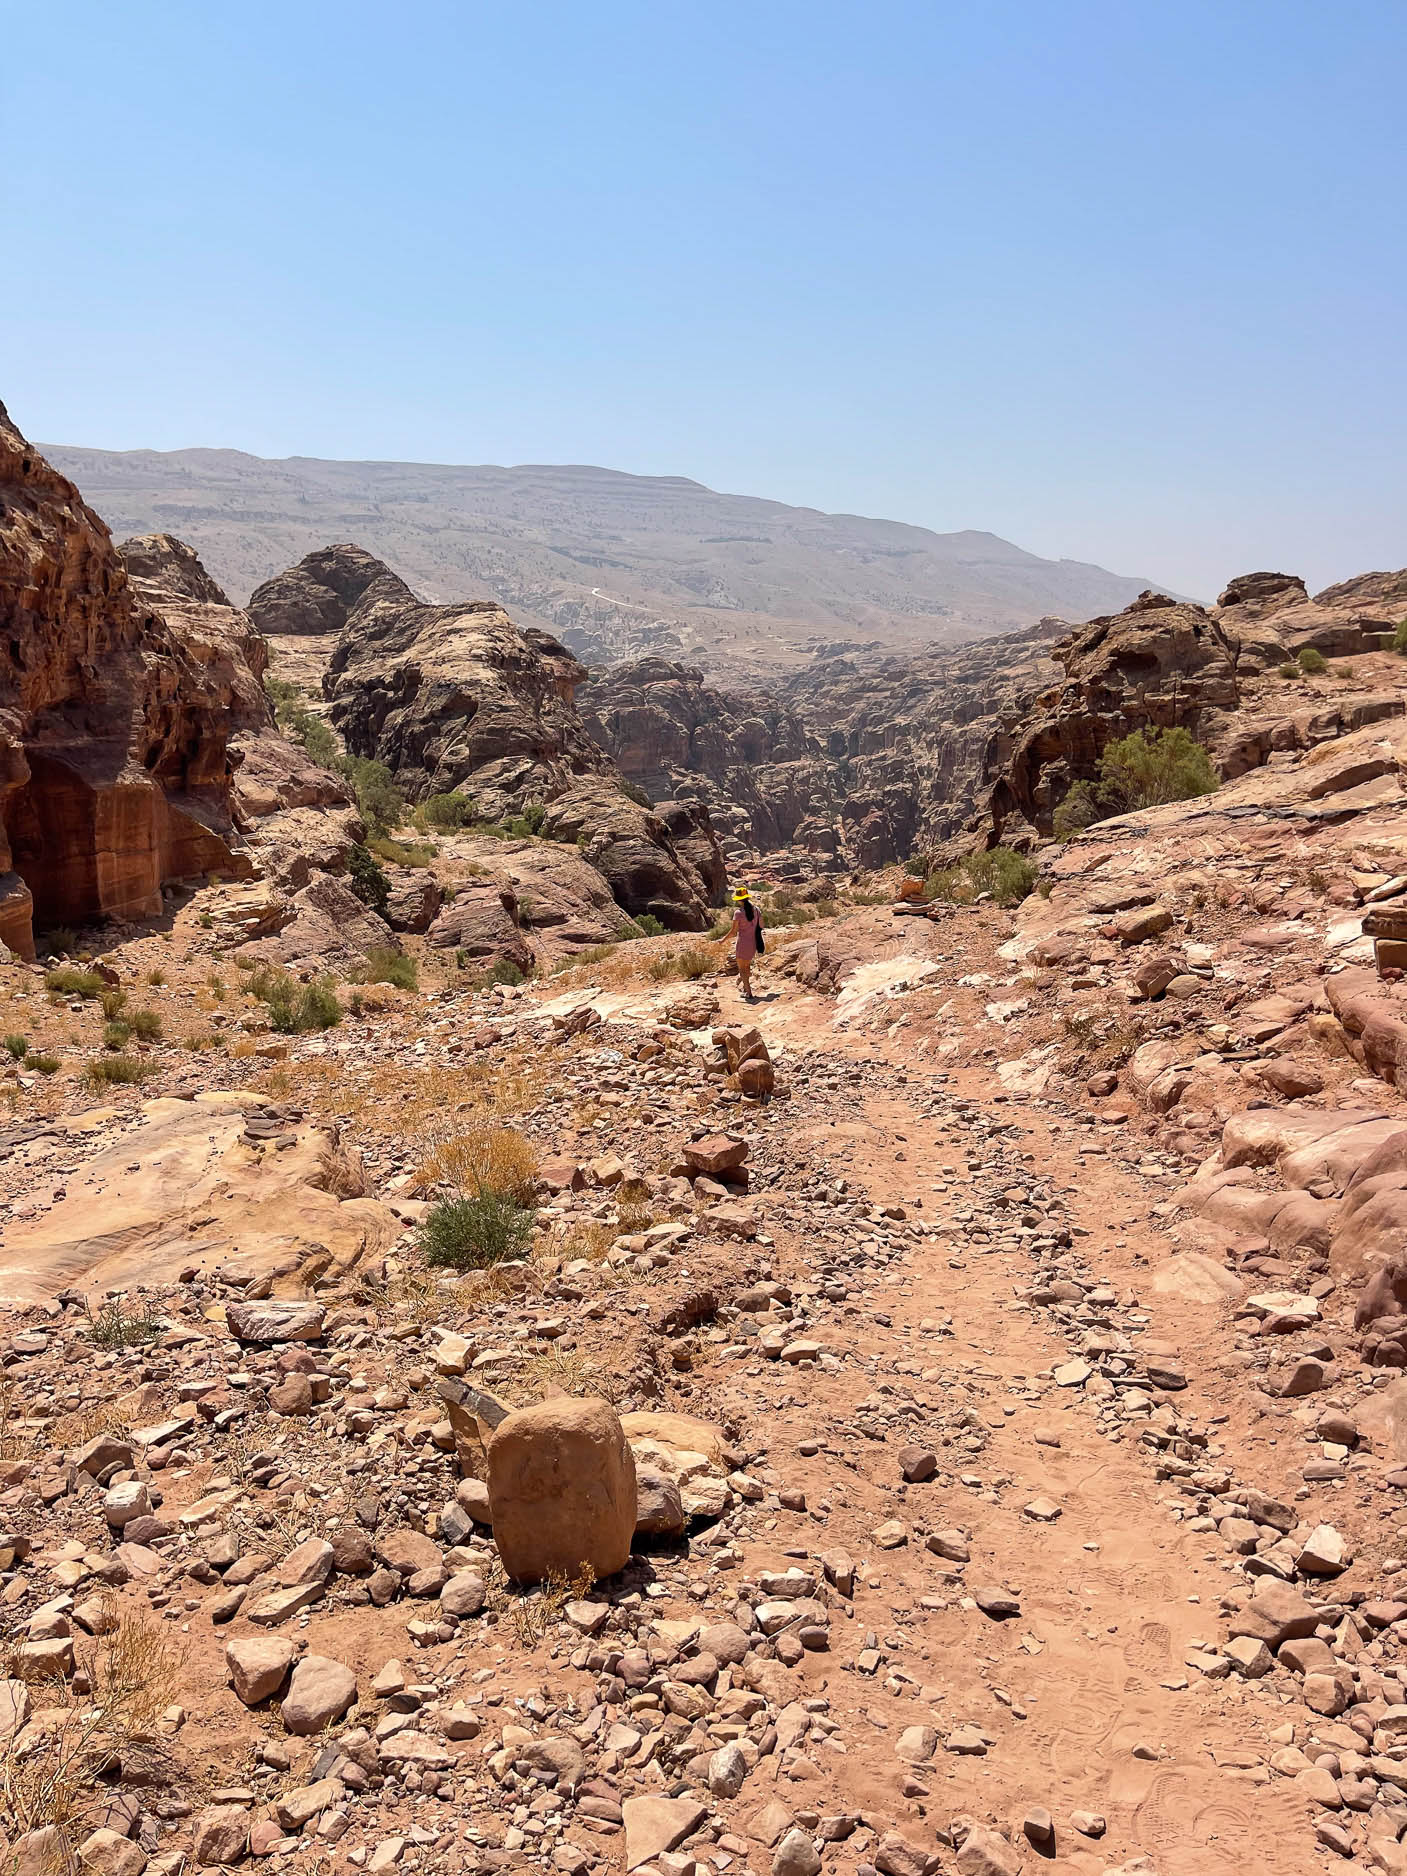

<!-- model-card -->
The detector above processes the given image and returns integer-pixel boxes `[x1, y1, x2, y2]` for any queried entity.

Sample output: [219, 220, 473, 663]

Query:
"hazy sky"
[5, 0, 1404, 599]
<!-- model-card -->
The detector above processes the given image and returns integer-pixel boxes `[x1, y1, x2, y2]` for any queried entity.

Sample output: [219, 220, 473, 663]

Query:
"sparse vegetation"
[102, 1020, 131, 1050]
[359, 946, 418, 990]
[1393, 618, 1407, 655]
[370, 833, 436, 867]
[647, 944, 715, 981]
[1278, 661, 1299, 678]
[25, 1052, 61, 1076]
[471, 958, 528, 989]
[128, 1008, 163, 1041]
[417, 1122, 539, 1203]
[85, 1292, 164, 1349]
[85, 1053, 151, 1087]
[632, 913, 667, 937]
[248, 966, 342, 1032]
[44, 966, 105, 999]
[1297, 645, 1327, 674]
[502, 802, 547, 839]
[925, 846, 1038, 907]
[4, 1033, 28, 1060]
[420, 1189, 535, 1270]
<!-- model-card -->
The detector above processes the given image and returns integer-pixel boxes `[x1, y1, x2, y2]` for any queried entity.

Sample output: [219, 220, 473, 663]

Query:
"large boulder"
[487, 1396, 637, 1585]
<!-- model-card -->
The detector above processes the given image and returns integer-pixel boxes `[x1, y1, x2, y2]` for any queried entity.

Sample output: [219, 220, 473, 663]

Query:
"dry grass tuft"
[0, 1601, 180, 1852]
[412, 1122, 539, 1203]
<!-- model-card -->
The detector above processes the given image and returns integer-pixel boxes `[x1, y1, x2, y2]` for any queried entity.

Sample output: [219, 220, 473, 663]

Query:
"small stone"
[279, 1655, 357, 1735]
[79, 1830, 147, 1876]
[898, 1445, 937, 1483]
[771, 1829, 821, 1876]
[225, 1636, 294, 1707]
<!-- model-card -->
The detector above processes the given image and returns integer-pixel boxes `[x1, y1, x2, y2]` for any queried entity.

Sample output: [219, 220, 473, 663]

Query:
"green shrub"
[344, 756, 404, 834]
[1278, 662, 1299, 678]
[248, 967, 341, 1033]
[99, 988, 127, 1020]
[419, 791, 476, 830]
[1056, 728, 1219, 835]
[45, 967, 105, 999]
[360, 947, 418, 990]
[904, 855, 929, 878]
[631, 913, 667, 937]
[4, 1033, 28, 1061]
[347, 843, 391, 915]
[41, 928, 78, 957]
[1297, 646, 1327, 674]
[298, 980, 342, 1030]
[1393, 618, 1407, 655]
[84, 1293, 162, 1349]
[85, 1054, 151, 1087]
[501, 803, 547, 840]
[620, 780, 652, 809]
[26, 1052, 61, 1076]
[1098, 726, 1220, 812]
[102, 1021, 131, 1050]
[420, 1190, 534, 1270]
[473, 958, 527, 990]
[927, 847, 1038, 907]
[128, 1009, 163, 1041]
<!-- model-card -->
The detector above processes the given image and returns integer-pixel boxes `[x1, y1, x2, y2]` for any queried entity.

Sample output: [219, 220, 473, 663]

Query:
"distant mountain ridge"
[43, 441, 1176, 679]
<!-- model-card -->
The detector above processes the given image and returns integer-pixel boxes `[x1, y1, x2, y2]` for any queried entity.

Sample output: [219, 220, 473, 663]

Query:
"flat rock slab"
[623, 1796, 707, 1869]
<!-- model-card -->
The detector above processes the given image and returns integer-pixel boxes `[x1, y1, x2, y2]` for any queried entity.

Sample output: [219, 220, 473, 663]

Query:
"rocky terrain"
[0, 406, 371, 965]
[7, 398, 1407, 1876]
[2, 671, 1407, 1876]
[583, 577, 1407, 873]
[41, 445, 1171, 679]
[249, 546, 726, 933]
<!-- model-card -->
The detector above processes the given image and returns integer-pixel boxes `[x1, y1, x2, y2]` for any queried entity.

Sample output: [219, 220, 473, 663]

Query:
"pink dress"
[733, 908, 759, 961]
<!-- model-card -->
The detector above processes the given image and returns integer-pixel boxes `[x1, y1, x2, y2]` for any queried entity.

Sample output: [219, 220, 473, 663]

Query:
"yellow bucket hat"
[732, 886, 751, 903]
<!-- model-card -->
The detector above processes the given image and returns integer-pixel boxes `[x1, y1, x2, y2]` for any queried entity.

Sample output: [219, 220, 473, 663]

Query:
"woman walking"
[728, 887, 763, 1001]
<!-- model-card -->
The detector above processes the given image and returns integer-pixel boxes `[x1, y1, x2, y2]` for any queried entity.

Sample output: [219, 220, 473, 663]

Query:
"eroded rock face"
[988, 578, 1407, 843]
[255, 546, 725, 927]
[0, 419, 368, 957]
[0, 411, 257, 955]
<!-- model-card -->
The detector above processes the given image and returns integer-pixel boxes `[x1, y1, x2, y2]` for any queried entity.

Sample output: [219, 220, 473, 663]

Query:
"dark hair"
[739, 897, 754, 920]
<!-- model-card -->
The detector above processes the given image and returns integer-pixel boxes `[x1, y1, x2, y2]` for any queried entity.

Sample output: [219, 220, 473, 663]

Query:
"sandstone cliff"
[254, 547, 727, 929]
[0, 409, 259, 957]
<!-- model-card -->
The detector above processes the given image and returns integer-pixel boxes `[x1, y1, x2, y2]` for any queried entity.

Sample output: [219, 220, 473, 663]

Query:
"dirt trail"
[673, 953, 1322, 1872]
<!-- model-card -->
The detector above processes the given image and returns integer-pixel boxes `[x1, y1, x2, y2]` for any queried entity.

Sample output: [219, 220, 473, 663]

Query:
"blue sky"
[4, 0, 1403, 597]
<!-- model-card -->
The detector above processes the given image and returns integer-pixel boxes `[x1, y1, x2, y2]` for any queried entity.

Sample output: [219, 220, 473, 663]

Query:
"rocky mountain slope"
[41, 443, 1170, 678]
[250, 546, 726, 932]
[584, 577, 1407, 872]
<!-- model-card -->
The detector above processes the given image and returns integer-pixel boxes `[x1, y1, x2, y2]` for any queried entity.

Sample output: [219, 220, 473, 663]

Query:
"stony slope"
[2, 682, 1407, 1874]
[41, 443, 1170, 678]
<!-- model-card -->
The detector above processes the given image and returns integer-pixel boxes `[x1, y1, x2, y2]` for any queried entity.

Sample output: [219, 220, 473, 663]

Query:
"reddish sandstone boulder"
[487, 1397, 637, 1585]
